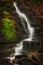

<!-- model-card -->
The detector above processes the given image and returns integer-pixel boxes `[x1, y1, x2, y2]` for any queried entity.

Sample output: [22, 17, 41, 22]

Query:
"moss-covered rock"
[2, 17, 16, 41]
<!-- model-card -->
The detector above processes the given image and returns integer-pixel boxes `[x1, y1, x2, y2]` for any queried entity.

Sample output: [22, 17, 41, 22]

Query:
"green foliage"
[2, 18, 16, 40]
[3, 18, 14, 29]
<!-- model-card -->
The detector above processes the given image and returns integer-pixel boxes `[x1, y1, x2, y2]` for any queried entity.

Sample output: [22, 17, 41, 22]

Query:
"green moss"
[3, 18, 14, 29]
[3, 11, 9, 16]
[2, 18, 16, 40]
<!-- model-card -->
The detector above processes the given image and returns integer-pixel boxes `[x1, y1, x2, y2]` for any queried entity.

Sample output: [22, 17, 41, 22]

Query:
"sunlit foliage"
[2, 17, 16, 41]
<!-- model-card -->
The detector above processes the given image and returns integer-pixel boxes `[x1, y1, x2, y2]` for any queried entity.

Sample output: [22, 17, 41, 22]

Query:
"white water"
[7, 2, 34, 64]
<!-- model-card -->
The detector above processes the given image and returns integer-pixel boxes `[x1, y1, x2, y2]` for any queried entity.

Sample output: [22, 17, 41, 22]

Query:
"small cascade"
[7, 2, 34, 65]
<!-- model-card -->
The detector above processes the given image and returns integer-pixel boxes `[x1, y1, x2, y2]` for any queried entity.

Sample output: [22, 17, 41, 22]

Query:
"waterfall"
[7, 2, 34, 64]
[14, 2, 34, 41]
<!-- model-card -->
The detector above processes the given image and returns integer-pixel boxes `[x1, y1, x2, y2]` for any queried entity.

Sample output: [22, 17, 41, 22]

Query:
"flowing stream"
[7, 2, 34, 64]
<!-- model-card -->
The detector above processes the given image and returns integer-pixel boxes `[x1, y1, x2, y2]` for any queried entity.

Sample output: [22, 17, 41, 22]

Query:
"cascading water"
[7, 2, 34, 64]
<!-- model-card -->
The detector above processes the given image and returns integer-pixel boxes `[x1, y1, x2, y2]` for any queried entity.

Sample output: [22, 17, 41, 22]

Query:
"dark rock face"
[0, 59, 12, 65]
[0, 0, 43, 65]
[23, 41, 40, 52]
